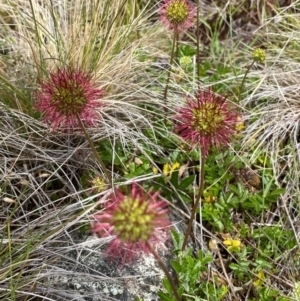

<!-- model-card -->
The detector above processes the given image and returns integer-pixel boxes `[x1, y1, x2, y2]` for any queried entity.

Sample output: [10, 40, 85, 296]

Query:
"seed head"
[90, 175, 107, 193]
[252, 48, 266, 63]
[35, 66, 104, 130]
[160, 0, 194, 32]
[175, 89, 238, 156]
[91, 182, 170, 265]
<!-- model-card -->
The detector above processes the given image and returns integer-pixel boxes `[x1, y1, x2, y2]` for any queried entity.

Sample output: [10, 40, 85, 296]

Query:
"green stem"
[76, 114, 113, 188]
[146, 242, 182, 301]
[238, 61, 254, 102]
[182, 150, 205, 251]
[163, 31, 177, 111]
[196, 0, 200, 89]
[175, 31, 179, 64]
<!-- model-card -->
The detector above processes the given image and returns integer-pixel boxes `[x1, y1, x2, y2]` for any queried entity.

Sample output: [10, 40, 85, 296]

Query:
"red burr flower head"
[160, 0, 194, 33]
[91, 182, 171, 266]
[35, 66, 104, 130]
[175, 89, 238, 156]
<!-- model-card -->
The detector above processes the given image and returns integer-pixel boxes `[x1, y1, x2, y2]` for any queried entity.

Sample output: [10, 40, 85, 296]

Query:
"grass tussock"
[242, 5, 300, 215]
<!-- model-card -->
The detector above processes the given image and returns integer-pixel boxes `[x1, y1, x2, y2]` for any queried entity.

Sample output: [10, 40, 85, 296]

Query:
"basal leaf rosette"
[160, 0, 194, 32]
[91, 182, 171, 265]
[176, 89, 238, 156]
[35, 66, 104, 130]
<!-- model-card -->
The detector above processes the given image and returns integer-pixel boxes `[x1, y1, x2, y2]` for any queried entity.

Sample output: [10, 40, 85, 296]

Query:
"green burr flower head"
[166, 0, 189, 24]
[252, 48, 266, 63]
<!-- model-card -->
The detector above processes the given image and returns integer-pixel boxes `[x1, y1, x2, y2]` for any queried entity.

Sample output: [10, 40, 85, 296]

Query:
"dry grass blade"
[240, 3, 300, 289]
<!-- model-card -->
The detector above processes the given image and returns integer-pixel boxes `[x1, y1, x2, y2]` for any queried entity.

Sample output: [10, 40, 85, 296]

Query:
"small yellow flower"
[252, 48, 266, 63]
[170, 162, 180, 173]
[253, 271, 265, 287]
[152, 166, 159, 174]
[223, 237, 243, 252]
[163, 162, 180, 179]
[163, 163, 170, 176]
[203, 190, 216, 203]
[204, 195, 215, 203]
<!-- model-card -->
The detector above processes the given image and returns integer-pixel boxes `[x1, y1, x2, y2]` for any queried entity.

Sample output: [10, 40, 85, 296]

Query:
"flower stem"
[182, 151, 205, 251]
[237, 60, 254, 102]
[175, 31, 179, 64]
[76, 114, 113, 188]
[196, 0, 200, 89]
[146, 241, 182, 301]
[163, 31, 176, 112]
